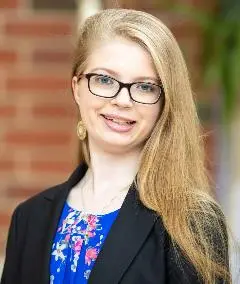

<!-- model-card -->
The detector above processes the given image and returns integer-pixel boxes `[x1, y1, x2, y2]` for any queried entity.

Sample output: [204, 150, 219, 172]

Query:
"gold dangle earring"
[77, 120, 87, 141]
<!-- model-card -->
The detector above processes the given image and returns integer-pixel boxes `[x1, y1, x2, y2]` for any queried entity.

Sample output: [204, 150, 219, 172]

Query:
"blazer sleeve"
[1, 205, 23, 284]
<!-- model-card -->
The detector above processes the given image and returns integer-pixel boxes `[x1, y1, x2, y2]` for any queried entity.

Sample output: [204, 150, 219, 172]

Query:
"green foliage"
[171, 1, 240, 122]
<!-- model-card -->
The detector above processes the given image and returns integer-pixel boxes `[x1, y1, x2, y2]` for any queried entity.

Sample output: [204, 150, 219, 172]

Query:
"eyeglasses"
[77, 73, 164, 105]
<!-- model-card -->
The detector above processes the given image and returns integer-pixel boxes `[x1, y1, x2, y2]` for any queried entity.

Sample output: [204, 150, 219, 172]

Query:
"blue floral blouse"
[50, 202, 119, 283]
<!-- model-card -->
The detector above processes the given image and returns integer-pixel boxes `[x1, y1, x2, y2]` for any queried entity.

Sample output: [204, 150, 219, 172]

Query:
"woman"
[1, 8, 231, 284]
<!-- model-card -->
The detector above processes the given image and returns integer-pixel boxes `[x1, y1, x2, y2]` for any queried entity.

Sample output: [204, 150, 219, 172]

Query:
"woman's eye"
[137, 83, 154, 92]
[95, 76, 113, 85]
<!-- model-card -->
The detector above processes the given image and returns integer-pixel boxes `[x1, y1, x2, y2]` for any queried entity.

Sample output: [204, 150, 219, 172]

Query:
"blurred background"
[0, 0, 239, 280]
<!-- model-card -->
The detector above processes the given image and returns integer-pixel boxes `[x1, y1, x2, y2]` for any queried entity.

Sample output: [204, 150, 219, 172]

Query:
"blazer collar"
[41, 163, 158, 284]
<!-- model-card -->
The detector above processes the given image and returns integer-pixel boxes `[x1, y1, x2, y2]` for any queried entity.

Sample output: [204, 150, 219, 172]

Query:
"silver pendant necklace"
[80, 171, 131, 215]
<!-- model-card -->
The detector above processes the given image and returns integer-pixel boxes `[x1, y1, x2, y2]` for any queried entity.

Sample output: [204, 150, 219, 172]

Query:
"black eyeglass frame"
[77, 72, 164, 105]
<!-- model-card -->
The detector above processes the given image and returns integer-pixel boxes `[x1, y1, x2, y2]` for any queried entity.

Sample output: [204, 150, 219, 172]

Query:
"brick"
[0, 161, 14, 171]
[0, 105, 17, 117]
[4, 90, 72, 105]
[31, 161, 73, 173]
[7, 186, 41, 198]
[0, 212, 11, 227]
[0, 50, 18, 64]
[33, 50, 71, 64]
[32, 105, 75, 118]
[0, 0, 18, 8]
[0, 197, 24, 212]
[5, 21, 72, 37]
[5, 131, 71, 146]
[6, 76, 69, 92]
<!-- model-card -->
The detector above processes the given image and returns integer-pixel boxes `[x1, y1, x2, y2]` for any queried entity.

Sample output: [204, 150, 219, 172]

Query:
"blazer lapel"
[89, 184, 158, 284]
[41, 163, 88, 284]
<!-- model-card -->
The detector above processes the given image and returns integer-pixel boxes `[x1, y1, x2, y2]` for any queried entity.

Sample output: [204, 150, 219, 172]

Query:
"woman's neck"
[67, 139, 142, 214]
[87, 138, 142, 197]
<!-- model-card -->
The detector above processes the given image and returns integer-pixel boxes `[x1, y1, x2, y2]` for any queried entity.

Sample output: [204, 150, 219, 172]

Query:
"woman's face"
[72, 37, 162, 154]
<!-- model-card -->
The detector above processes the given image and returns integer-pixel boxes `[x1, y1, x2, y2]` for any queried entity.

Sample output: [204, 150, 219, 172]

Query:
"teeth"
[112, 118, 129, 125]
[104, 116, 134, 125]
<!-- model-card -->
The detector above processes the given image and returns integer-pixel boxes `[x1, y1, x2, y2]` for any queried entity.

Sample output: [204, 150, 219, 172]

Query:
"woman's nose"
[110, 87, 133, 107]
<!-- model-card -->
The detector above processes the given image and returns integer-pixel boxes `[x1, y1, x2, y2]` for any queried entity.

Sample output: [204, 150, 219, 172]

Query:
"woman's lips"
[101, 114, 136, 133]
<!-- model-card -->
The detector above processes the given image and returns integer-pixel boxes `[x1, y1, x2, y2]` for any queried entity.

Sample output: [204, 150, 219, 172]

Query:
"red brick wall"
[0, 0, 78, 255]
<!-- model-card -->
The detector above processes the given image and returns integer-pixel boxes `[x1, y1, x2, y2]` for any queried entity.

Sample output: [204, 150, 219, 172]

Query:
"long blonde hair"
[72, 9, 231, 283]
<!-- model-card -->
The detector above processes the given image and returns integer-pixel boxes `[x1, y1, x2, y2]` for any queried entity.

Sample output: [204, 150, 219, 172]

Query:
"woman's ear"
[72, 76, 80, 105]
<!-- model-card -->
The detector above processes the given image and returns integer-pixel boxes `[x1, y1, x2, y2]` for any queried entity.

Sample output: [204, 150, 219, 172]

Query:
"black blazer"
[1, 164, 224, 284]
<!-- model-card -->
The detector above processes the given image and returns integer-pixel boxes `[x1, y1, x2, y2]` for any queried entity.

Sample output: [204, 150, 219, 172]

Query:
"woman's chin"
[99, 137, 138, 153]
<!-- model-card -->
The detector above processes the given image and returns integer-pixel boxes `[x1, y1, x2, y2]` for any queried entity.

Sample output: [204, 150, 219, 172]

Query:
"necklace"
[80, 171, 131, 215]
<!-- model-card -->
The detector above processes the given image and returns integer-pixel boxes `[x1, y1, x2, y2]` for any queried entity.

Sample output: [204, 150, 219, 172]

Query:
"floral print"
[50, 202, 119, 283]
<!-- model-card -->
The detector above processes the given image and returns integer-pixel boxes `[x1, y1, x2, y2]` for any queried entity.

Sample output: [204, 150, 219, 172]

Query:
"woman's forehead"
[84, 38, 158, 81]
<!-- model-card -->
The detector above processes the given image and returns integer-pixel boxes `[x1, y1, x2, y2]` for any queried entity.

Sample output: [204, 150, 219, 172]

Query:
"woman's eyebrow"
[90, 67, 118, 77]
[134, 76, 160, 84]
[90, 67, 159, 84]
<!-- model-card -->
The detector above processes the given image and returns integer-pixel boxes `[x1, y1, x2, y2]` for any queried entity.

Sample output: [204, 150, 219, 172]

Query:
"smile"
[102, 115, 135, 125]
[100, 114, 136, 133]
